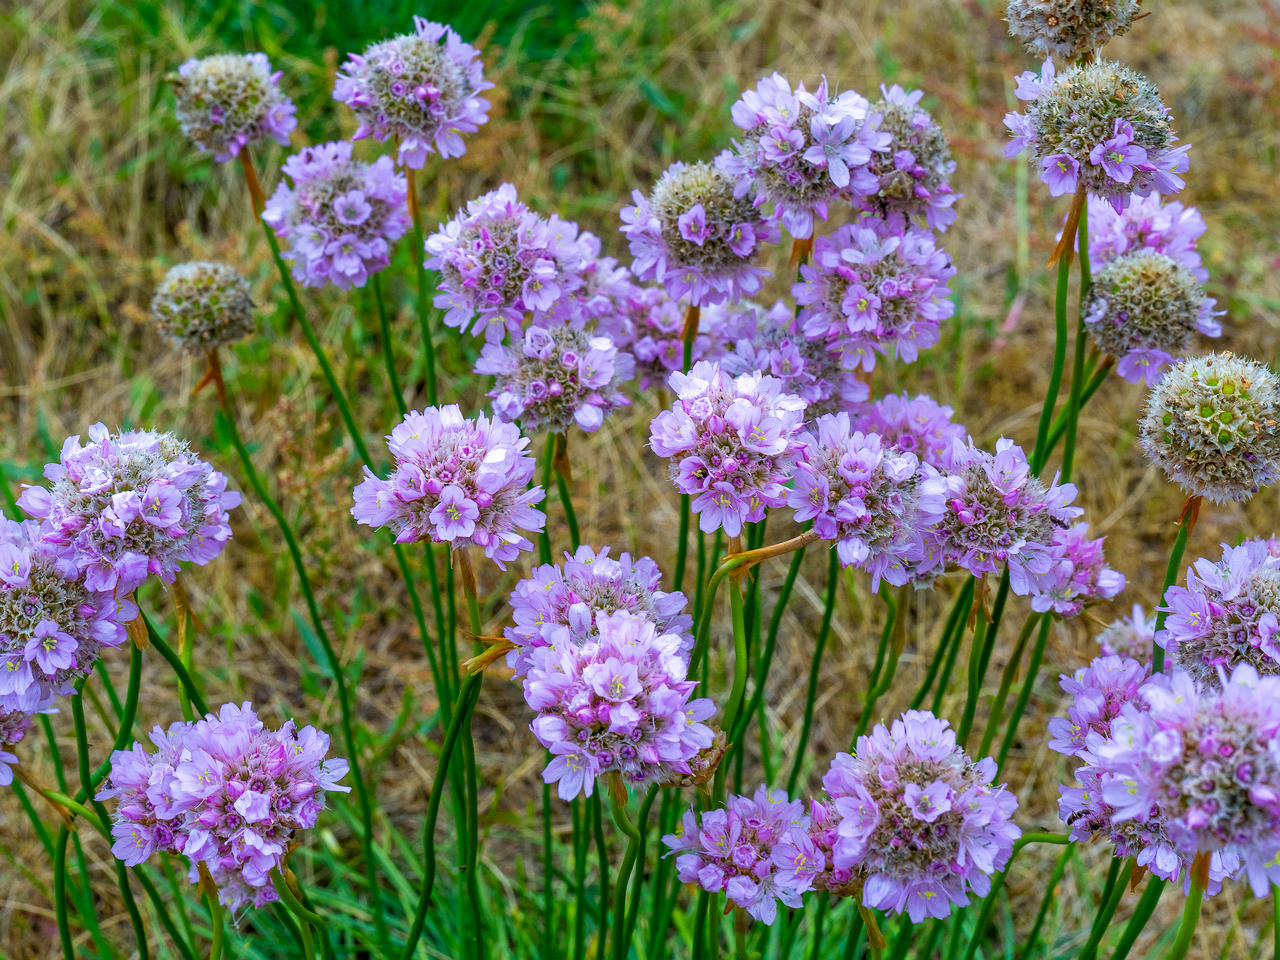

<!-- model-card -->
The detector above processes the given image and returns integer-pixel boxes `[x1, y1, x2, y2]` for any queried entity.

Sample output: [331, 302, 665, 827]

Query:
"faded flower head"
[648, 361, 808, 538]
[860, 85, 959, 232]
[1158, 539, 1280, 685]
[794, 217, 956, 372]
[151, 262, 254, 355]
[662, 784, 817, 924]
[1032, 522, 1125, 618]
[0, 518, 133, 712]
[853, 393, 968, 471]
[1083, 251, 1219, 385]
[527, 613, 715, 799]
[1006, 60, 1190, 210]
[595, 285, 729, 391]
[351, 405, 545, 569]
[262, 140, 409, 290]
[788, 414, 947, 588]
[931, 438, 1082, 594]
[171, 54, 297, 162]
[1087, 194, 1208, 282]
[97, 702, 349, 913]
[1138, 353, 1280, 504]
[719, 73, 887, 239]
[17, 424, 241, 595]
[1099, 604, 1157, 665]
[0, 703, 42, 786]
[333, 17, 492, 167]
[504, 544, 692, 677]
[823, 711, 1020, 922]
[475, 322, 633, 435]
[426, 183, 589, 342]
[715, 300, 868, 420]
[620, 160, 777, 306]
[1006, 0, 1140, 61]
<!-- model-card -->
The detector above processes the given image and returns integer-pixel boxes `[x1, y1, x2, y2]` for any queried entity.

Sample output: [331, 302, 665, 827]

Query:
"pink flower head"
[852, 392, 968, 471]
[1030, 522, 1125, 618]
[351, 405, 545, 570]
[0, 701, 46, 787]
[333, 17, 493, 166]
[594, 284, 731, 391]
[1098, 604, 1157, 667]
[1086, 194, 1208, 282]
[1047, 654, 1148, 758]
[859, 85, 960, 231]
[172, 54, 296, 162]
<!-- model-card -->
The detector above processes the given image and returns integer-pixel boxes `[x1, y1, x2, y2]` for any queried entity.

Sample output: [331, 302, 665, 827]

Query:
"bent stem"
[272, 868, 334, 960]
[961, 833, 1070, 960]
[1075, 856, 1134, 960]
[1152, 496, 1203, 673]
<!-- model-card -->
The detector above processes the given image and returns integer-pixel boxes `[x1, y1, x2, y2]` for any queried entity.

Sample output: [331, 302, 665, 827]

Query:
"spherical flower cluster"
[595, 285, 728, 391]
[426, 183, 589, 342]
[1087, 194, 1208, 281]
[662, 784, 817, 924]
[17, 424, 241, 595]
[97, 702, 350, 913]
[333, 17, 492, 167]
[823, 711, 1020, 922]
[1032, 522, 1125, 618]
[788, 414, 946, 587]
[0, 518, 132, 711]
[1082, 251, 1219, 385]
[1006, 0, 1140, 61]
[719, 74, 887, 239]
[526, 613, 715, 799]
[350, 405, 545, 569]
[860, 86, 959, 231]
[505, 544, 693, 677]
[1158, 539, 1280, 685]
[262, 141, 409, 290]
[1098, 604, 1157, 665]
[1006, 60, 1190, 210]
[852, 393, 968, 471]
[930, 438, 1082, 594]
[1047, 655, 1148, 758]
[1085, 665, 1280, 895]
[715, 300, 868, 420]
[649, 362, 808, 537]
[0, 704, 42, 786]
[151, 262, 254, 354]
[619, 160, 778, 306]
[170, 54, 296, 162]
[548, 233, 635, 326]
[1138, 353, 1280, 504]
[475, 323, 634, 435]
[794, 218, 956, 372]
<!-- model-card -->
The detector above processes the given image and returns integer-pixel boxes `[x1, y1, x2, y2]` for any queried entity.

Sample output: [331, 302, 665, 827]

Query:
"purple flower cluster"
[526, 613, 715, 799]
[1087, 194, 1208, 281]
[97, 702, 349, 912]
[505, 545, 692, 677]
[822, 711, 1020, 922]
[475, 322, 633, 435]
[1098, 604, 1157, 666]
[788, 413, 946, 587]
[262, 141, 409, 289]
[860, 85, 959, 232]
[426, 183, 589, 342]
[171, 54, 297, 163]
[595, 286, 728, 391]
[1048, 655, 1149, 759]
[663, 784, 818, 924]
[0, 704, 42, 786]
[715, 300, 869, 420]
[852, 392, 968, 471]
[0, 518, 132, 711]
[719, 74, 887, 239]
[17, 424, 241, 596]
[649, 361, 808, 537]
[930, 438, 1082, 593]
[1032, 522, 1126, 618]
[619, 160, 778, 306]
[350, 405, 545, 569]
[333, 17, 492, 167]
[794, 218, 956, 372]
[548, 233, 635, 326]
[1157, 539, 1280, 685]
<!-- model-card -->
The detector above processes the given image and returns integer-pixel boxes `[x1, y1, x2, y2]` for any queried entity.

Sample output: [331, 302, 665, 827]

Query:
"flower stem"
[713, 576, 751, 804]
[373, 272, 408, 418]
[200, 873, 226, 960]
[1107, 875, 1165, 960]
[591, 792, 610, 960]
[1044, 360, 1111, 460]
[995, 616, 1053, 774]
[456, 548, 487, 960]
[542, 777, 556, 960]
[1060, 208, 1091, 483]
[143, 611, 208, 714]
[405, 164, 439, 406]
[911, 576, 974, 709]
[957, 609, 990, 748]
[552, 434, 581, 552]
[1166, 854, 1209, 960]
[272, 868, 335, 960]
[854, 587, 900, 744]
[1075, 856, 1135, 960]
[786, 548, 840, 795]
[1031, 212, 1075, 476]
[674, 494, 691, 593]
[977, 612, 1043, 759]
[1015, 842, 1074, 960]
[573, 798, 589, 960]
[622, 787, 658, 950]
[1152, 496, 1202, 673]
[961, 834, 1070, 960]
[609, 779, 646, 960]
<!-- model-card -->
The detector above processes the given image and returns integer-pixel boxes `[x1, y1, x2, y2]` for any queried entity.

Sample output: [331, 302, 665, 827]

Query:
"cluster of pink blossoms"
[17, 424, 241, 595]
[426, 183, 590, 342]
[263, 141, 409, 290]
[718, 74, 888, 239]
[1086, 194, 1208, 281]
[350, 405, 545, 569]
[0, 703, 43, 786]
[649, 361, 808, 537]
[1098, 604, 1157, 666]
[526, 613, 715, 799]
[860, 85, 959, 232]
[333, 17, 492, 167]
[852, 392, 967, 471]
[594, 285, 729, 391]
[171, 54, 297, 162]
[0, 518, 132, 712]
[788, 413, 947, 587]
[505, 545, 692, 677]
[794, 218, 956, 372]
[1032, 522, 1126, 619]
[98, 702, 349, 913]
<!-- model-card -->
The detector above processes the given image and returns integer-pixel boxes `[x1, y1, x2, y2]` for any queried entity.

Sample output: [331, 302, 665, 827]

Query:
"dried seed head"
[151, 262, 254, 354]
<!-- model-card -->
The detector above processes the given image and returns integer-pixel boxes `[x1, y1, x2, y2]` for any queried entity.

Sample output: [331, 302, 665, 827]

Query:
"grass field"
[2, 0, 1280, 957]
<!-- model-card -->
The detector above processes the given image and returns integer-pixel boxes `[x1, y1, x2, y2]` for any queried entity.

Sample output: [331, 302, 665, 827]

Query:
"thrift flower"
[0, 702, 46, 786]
[1047, 655, 1148, 759]
[1098, 604, 1157, 666]
[1087, 194, 1208, 281]
[595, 284, 730, 391]
[1032, 522, 1126, 618]
[548, 232, 635, 326]
[170, 54, 296, 162]
[852, 393, 968, 471]
[151, 262, 255, 354]
[350, 405, 545, 569]
[860, 86, 959, 231]
[1006, 0, 1140, 61]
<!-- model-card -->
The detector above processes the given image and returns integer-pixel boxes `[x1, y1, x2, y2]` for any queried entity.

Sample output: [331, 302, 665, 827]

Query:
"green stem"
[854, 587, 900, 744]
[272, 868, 334, 960]
[961, 834, 1070, 960]
[610, 786, 645, 960]
[957, 613, 990, 748]
[459, 552, 486, 960]
[1060, 207, 1091, 483]
[674, 495, 691, 594]
[1031, 240, 1073, 475]
[374, 272, 408, 418]
[1075, 857, 1134, 960]
[787, 549, 839, 794]
[202, 884, 226, 960]
[1153, 504, 1197, 673]
[544, 777, 556, 960]
[573, 799, 588, 960]
[623, 788, 658, 950]
[406, 166, 439, 407]
[143, 612, 208, 714]
[806, 897, 831, 960]
[553, 440, 581, 552]
[539, 435, 555, 564]
[721, 579, 751, 757]
[54, 827, 74, 960]
[1166, 862, 1207, 960]
[1107, 876, 1165, 960]
[977, 613, 1043, 759]
[996, 616, 1053, 774]
[1015, 843, 1072, 960]
[592, 792, 610, 960]
[1044, 363, 1109, 460]
[911, 577, 973, 710]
